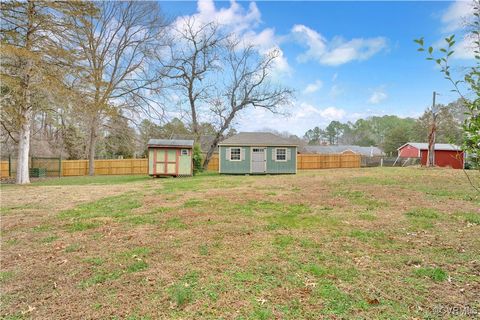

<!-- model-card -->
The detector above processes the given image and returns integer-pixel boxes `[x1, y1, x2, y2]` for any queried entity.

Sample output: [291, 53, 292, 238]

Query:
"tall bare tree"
[68, 1, 168, 175]
[204, 38, 293, 168]
[162, 18, 223, 141]
[0, 0, 94, 184]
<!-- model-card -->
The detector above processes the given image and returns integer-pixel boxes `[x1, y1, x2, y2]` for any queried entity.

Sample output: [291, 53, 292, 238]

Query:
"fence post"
[380, 158, 383, 167]
[8, 154, 11, 177]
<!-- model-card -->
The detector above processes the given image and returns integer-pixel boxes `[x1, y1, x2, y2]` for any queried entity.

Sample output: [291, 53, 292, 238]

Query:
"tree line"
[1, 1, 292, 183]
[303, 99, 467, 156]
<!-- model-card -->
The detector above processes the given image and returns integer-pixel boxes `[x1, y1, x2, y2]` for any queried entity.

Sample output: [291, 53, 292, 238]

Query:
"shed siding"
[398, 145, 420, 158]
[219, 146, 250, 174]
[178, 151, 192, 175]
[420, 150, 464, 169]
[148, 149, 154, 174]
[219, 145, 296, 174]
[266, 147, 296, 174]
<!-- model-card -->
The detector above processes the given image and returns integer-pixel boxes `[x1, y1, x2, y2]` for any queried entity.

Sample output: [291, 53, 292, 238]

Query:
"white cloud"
[291, 24, 388, 66]
[436, 1, 476, 60]
[193, 0, 261, 34]
[173, 0, 291, 76]
[454, 35, 476, 59]
[441, 0, 474, 33]
[237, 102, 351, 135]
[303, 80, 323, 94]
[368, 88, 388, 104]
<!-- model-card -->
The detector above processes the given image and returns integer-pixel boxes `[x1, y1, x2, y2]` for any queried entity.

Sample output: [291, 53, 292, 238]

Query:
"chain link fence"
[4, 156, 61, 178]
[361, 156, 421, 167]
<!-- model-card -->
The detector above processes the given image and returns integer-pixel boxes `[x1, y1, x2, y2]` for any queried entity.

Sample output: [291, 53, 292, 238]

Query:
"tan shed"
[147, 139, 194, 177]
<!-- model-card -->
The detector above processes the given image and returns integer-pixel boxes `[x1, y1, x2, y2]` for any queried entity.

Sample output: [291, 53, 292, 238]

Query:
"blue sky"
[161, 1, 475, 136]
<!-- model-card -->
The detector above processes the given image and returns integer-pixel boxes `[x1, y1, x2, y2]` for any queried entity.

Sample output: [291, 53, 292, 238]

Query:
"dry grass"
[1, 168, 479, 319]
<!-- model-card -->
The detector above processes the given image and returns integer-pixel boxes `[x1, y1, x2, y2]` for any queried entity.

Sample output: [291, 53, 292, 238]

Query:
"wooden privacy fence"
[1, 161, 9, 178]
[0, 153, 360, 178]
[62, 159, 148, 176]
[297, 154, 361, 169]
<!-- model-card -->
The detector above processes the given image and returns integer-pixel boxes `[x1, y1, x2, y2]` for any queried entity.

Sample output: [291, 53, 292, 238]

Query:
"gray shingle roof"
[304, 145, 384, 156]
[219, 132, 298, 146]
[398, 143, 461, 151]
[147, 139, 194, 147]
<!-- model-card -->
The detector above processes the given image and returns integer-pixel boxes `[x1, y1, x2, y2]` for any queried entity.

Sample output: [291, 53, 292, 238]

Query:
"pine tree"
[0, 1, 95, 183]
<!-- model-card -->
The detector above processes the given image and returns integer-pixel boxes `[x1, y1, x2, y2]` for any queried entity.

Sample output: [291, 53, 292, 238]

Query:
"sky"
[160, 0, 476, 136]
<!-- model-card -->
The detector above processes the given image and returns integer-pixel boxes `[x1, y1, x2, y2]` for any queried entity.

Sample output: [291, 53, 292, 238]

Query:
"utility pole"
[427, 91, 439, 167]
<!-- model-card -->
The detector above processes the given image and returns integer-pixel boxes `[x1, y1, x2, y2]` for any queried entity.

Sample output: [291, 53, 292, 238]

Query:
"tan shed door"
[155, 150, 166, 174]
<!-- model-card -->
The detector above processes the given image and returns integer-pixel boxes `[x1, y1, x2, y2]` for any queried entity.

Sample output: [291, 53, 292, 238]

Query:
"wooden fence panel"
[206, 154, 219, 171]
[62, 160, 89, 176]
[1, 161, 9, 178]
[62, 159, 148, 176]
[297, 154, 360, 169]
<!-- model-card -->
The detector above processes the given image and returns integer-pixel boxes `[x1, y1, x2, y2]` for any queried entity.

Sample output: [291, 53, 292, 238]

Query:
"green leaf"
[428, 46, 433, 54]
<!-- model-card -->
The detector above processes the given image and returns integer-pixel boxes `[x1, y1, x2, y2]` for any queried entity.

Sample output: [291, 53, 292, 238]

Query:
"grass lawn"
[1, 168, 479, 319]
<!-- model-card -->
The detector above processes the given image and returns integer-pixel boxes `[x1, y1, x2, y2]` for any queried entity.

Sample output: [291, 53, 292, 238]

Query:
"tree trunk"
[16, 0, 34, 184]
[203, 134, 221, 170]
[189, 93, 199, 142]
[88, 118, 97, 176]
[202, 112, 236, 170]
[16, 110, 32, 184]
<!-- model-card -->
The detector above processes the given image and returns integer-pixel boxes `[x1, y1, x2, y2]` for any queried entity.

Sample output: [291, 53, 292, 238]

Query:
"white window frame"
[181, 149, 189, 156]
[275, 148, 287, 162]
[230, 147, 241, 161]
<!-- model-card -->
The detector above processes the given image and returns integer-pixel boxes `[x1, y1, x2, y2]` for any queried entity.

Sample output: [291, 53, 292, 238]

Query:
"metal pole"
[428, 91, 437, 167]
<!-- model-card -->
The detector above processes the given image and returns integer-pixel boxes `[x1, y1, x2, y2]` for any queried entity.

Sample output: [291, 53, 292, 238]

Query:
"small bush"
[192, 143, 203, 175]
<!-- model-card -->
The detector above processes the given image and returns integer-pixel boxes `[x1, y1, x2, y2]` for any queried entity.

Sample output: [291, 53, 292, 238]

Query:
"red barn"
[397, 143, 464, 169]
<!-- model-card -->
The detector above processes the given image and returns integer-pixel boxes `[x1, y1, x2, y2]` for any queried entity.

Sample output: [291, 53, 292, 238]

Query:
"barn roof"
[304, 145, 384, 156]
[398, 142, 462, 151]
[219, 132, 297, 146]
[147, 139, 194, 148]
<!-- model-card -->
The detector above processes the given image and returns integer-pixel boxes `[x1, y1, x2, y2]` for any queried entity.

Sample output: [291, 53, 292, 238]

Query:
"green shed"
[147, 139, 193, 177]
[218, 132, 297, 175]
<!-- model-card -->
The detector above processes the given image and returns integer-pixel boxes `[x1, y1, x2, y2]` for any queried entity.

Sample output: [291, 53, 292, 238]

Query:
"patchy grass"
[164, 217, 187, 230]
[59, 193, 141, 220]
[67, 221, 100, 232]
[454, 211, 480, 225]
[1, 168, 479, 319]
[0, 271, 14, 283]
[413, 267, 448, 282]
[31, 175, 150, 186]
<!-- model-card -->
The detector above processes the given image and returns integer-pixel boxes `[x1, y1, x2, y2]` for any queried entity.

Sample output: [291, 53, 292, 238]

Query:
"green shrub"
[192, 143, 203, 175]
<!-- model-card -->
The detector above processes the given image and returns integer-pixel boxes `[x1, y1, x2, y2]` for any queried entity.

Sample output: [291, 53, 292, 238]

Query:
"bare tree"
[0, 1, 94, 183]
[68, 1, 168, 175]
[162, 18, 223, 141]
[204, 38, 293, 169]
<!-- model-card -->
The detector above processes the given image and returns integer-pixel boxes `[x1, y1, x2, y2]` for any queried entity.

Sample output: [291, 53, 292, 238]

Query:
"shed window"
[181, 149, 188, 156]
[230, 148, 241, 161]
[276, 148, 287, 161]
